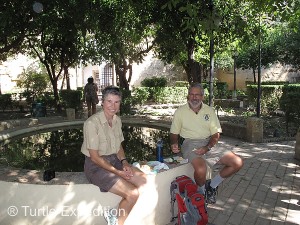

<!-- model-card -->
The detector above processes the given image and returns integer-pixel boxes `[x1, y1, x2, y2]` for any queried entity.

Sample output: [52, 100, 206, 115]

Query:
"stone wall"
[220, 122, 247, 140]
[216, 63, 300, 91]
[221, 118, 266, 143]
[215, 99, 242, 108]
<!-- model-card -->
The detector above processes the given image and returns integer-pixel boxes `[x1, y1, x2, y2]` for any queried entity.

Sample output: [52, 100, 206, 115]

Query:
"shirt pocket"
[98, 135, 108, 154]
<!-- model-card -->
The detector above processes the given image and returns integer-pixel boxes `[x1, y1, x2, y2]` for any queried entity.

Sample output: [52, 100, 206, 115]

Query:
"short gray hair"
[102, 86, 122, 101]
[188, 83, 205, 96]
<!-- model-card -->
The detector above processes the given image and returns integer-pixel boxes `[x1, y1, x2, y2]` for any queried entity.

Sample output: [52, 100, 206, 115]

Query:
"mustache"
[188, 100, 202, 107]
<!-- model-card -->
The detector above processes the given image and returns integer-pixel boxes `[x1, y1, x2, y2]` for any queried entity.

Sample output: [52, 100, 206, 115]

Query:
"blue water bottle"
[156, 139, 164, 163]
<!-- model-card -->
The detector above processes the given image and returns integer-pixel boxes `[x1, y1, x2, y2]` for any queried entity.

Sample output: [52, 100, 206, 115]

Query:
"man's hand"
[192, 146, 209, 155]
[171, 143, 180, 153]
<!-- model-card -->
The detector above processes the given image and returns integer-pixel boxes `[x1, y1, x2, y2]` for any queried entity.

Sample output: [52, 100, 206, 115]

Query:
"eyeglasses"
[188, 93, 203, 97]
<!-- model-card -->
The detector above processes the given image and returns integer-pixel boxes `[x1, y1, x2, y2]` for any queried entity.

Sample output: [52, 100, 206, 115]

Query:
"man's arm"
[170, 133, 180, 153]
[170, 133, 179, 145]
[206, 132, 220, 149]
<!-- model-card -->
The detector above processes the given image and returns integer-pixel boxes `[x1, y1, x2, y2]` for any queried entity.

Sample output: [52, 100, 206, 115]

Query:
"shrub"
[120, 89, 132, 115]
[279, 84, 300, 133]
[141, 77, 167, 87]
[36, 92, 56, 109]
[0, 94, 12, 111]
[246, 84, 283, 114]
[215, 82, 228, 99]
[131, 87, 149, 105]
[175, 81, 189, 87]
[60, 90, 82, 111]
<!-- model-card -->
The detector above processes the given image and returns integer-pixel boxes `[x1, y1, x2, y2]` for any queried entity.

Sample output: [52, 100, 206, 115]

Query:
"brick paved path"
[167, 137, 299, 225]
[206, 137, 299, 225]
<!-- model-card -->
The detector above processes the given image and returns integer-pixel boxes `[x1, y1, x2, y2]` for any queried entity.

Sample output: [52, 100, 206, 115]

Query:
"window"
[100, 64, 114, 92]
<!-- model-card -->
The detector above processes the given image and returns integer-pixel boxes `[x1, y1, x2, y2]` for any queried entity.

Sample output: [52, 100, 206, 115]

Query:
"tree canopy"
[0, 0, 299, 109]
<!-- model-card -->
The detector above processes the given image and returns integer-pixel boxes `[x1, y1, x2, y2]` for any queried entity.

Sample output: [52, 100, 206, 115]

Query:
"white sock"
[210, 173, 224, 188]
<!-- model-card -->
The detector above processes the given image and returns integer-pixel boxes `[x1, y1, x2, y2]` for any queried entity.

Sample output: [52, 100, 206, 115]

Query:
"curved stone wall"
[0, 117, 194, 225]
[0, 163, 194, 225]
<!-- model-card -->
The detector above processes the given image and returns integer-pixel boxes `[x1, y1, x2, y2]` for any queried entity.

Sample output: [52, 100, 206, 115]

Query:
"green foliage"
[0, 94, 12, 111]
[279, 84, 300, 131]
[140, 77, 168, 102]
[0, 0, 33, 61]
[175, 81, 189, 87]
[36, 92, 56, 109]
[276, 19, 300, 69]
[16, 69, 50, 102]
[85, 0, 157, 89]
[132, 86, 188, 104]
[120, 89, 132, 116]
[141, 77, 167, 87]
[246, 84, 284, 115]
[59, 90, 82, 111]
[215, 82, 228, 99]
[131, 87, 149, 106]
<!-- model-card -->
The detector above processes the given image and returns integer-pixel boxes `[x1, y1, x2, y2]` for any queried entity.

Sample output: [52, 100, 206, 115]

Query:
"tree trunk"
[64, 66, 70, 90]
[252, 68, 257, 83]
[50, 77, 62, 113]
[44, 64, 63, 113]
[185, 36, 202, 83]
[115, 63, 130, 90]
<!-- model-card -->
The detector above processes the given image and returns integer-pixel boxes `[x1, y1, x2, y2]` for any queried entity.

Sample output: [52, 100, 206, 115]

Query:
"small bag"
[43, 169, 55, 181]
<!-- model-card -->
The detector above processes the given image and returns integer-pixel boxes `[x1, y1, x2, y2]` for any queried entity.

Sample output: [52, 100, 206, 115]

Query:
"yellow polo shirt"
[81, 110, 124, 156]
[170, 103, 222, 139]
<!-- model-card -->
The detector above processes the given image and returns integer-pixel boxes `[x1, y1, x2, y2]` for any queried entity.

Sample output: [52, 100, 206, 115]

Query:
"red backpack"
[170, 175, 208, 225]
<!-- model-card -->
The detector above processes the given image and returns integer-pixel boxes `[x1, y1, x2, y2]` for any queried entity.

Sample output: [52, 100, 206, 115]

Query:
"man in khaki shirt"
[170, 83, 243, 204]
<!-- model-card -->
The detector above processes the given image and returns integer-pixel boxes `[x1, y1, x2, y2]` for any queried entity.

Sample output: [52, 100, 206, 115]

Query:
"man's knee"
[233, 155, 243, 170]
[191, 157, 207, 175]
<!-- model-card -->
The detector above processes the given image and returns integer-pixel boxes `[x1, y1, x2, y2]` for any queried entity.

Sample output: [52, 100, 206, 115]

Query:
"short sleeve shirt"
[81, 111, 124, 156]
[170, 103, 222, 139]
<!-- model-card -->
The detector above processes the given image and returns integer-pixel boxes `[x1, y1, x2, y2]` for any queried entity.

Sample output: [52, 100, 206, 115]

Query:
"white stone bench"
[0, 163, 195, 225]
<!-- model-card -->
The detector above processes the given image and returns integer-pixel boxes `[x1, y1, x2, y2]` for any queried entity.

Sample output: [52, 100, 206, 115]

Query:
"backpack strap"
[170, 175, 195, 222]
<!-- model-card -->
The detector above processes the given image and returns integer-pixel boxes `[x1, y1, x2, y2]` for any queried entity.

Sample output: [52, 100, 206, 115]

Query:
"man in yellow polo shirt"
[170, 83, 243, 204]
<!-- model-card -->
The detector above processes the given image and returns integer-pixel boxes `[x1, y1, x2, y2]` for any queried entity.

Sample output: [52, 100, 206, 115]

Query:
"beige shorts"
[181, 138, 231, 167]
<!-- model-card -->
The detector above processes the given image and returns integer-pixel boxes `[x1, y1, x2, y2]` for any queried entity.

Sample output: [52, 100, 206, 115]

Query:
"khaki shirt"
[170, 103, 222, 139]
[81, 111, 124, 156]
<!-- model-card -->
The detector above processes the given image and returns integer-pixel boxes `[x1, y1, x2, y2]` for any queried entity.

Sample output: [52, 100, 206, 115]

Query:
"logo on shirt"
[204, 114, 210, 121]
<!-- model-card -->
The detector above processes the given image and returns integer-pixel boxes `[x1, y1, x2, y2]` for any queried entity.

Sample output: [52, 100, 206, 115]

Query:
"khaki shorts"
[181, 138, 231, 167]
[84, 154, 123, 192]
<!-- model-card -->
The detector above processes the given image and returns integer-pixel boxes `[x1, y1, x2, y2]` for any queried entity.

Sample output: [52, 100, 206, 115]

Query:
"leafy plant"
[59, 90, 82, 111]
[0, 94, 13, 111]
[141, 77, 167, 87]
[16, 68, 51, 104]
